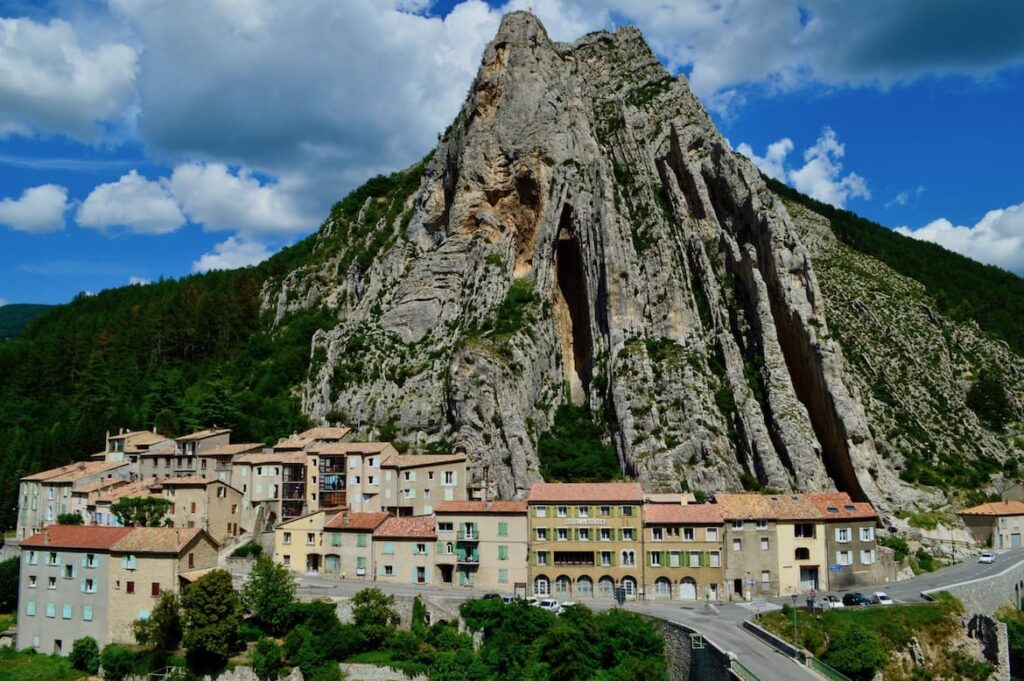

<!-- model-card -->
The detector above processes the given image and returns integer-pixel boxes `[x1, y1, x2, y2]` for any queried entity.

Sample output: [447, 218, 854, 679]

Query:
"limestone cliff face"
[263, 13, 917, 512]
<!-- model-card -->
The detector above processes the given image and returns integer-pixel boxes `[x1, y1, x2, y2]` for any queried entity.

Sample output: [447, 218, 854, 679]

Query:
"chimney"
[343, 514, 350, 527]
[43, 530, 50, 545]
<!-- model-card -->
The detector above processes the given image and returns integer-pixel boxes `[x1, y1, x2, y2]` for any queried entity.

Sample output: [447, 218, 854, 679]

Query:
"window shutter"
[834, 528, 841, 541]
[663, 551, 669, 567]
[436, 541, 444, 553]
[81, 555, 87, 567]
[610, 551, 616, 567]
[71, 565, 77, 578]
[80, 579, 85, 593]
[121, 556, 128, 569]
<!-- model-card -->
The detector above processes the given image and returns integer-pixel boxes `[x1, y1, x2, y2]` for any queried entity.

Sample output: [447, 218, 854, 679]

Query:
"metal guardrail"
[731, 658, 761, 681]
[808, 657, 851, 681]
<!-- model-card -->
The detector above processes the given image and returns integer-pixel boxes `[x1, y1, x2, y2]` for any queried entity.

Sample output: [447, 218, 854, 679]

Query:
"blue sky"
[1, 1, 1023, 305]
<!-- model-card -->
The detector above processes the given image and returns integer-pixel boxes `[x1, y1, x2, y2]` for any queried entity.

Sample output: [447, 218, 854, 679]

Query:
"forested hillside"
[765, 177, 1024, 357]
[0, 304, 53, 339]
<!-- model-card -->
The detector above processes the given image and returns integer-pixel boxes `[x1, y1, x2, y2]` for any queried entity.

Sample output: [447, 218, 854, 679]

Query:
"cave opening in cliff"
[553, 204, 592, 405]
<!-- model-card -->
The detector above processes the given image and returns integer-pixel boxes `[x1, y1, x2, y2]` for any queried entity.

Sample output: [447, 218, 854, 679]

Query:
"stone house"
[322, 511, 389, 578]
[527, 482, 646, 600]
[274, 510, 329, 573]
[372, 516, 437, 585]
[434, 500, 528, 593]
[157, 477, 245, 543]
[959, 500, 1024, 549]
[806, 492, 882, 590]
[643, 502, 725, 601]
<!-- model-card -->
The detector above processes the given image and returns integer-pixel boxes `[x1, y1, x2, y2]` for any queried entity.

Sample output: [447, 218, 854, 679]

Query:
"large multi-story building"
[17, 525, 218, 653]
[382, 454, 468, 516]
[807, 492, 881, 589]
[527, 482, 646, 600]
[434, 501, 528, 593]
[157, 478, 245, 543]
[643, 502, 725, 601]
[17, 461, 132, 539]
[274, 510, 330, 573]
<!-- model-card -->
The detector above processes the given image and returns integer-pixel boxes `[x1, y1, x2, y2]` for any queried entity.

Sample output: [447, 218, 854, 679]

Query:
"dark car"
[481, 593, 502, 600]
[842, 592, 872, 606]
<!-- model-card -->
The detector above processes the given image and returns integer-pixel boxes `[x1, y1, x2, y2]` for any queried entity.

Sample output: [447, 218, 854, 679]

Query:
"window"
[27, 550, 38, 565]
[85, 553, 97, 568]
[151, 582, 161, 597]
[357, 533, 368, 548]
[622, 528, 634, 541]
[557, 506, 568, 518]
[709, 551, 721, 567]
[650, 552, 662, 567]
[733, 538, 742, 552]
[46, 602, 56, 618]
[498, 569, 509, 584]
[600, 506, 611, 516]
[600, 528, 611, 541]
[755, 520, 768, 530]
[63, 564, 74, 579]
[860, 550, 876, 565]
[231, 504, 238, 514]
[331, 533, 341, 547]
[46, 551, 59, 565]
[761, 570, 770, 584]
[835, 528, 851, 543]
[25, 601, 36, 616]
[795, 547, 810, 560]
[415, 544, 427, 555]
[794, 523, 815, 538]
[535, 506, 547, 518]
[536, 528, 548, 541]
[126, 581, 135, 594]
[578, 506, 589, 517]
[428, 471, 434, 480]
[306, 533, 315, 546]
[48, 577, 56, 590]
[579, 528, 590, 541]
[498, 522, 508, 537]
[83, 578, 96, 593]
[600, 551, 612, 567]
[190, 502, 197, 513]
[283, 555, 291, 567]
[623, 506, 634, 517]
[498, 545, 508, 560]
[384, 565, 394, 576]
[62, 603, 72, 619]
[652, 527, 664, 541]
[836, 551, 852, 566]
[557, 528, 568, 541]
[438, 522, 453, 532]
[534, 576, 550, 596]
[689, 551, 701, 566]
[760, 537, 769, 551]
[706, 527, 719, 542]
[621, 550, 636, 566]
[188, 552, 195, 568]
[536, 552, 548, 566]
[28, 575, 36, 589]
[859, 527, 875, 542]
[669, 551, 681, 567]
[384, 543, 394, 555]
[731, 520, 743, 530]
[283, 532, 292, 545]
[217, 486, 226, 498]
[683, 527, 694, 541]
[82, 606, 93, 621]
[443, 471, 454, 485]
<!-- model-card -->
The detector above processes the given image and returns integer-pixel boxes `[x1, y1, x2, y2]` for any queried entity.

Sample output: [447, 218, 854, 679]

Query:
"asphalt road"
[226, 549, 1024, 681]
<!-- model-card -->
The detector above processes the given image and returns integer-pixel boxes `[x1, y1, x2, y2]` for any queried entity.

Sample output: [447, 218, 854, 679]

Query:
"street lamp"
[791, 593, 799, 656]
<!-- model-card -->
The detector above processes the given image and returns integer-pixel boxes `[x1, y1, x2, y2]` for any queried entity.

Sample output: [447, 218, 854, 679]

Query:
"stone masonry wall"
[657, 619, 738, 681]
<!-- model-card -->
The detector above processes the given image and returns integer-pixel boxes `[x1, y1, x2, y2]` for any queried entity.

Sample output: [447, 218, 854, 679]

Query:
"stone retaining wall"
[657, 619, 739, 681]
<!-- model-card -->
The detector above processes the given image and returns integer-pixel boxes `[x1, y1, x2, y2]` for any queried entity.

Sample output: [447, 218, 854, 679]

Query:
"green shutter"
[436, 541, 444, 553]
[80, 555, 87, 567]
[80, 579, 85, 593]
[662, 551, 669, 567]
[498, 545, 508, 560]
[498, 522, 508, 537]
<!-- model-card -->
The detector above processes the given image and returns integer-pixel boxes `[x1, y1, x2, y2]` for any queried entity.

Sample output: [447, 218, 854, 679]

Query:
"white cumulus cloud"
[0, 17, 137, 140]
[895, 203, 1024, 274]
[76, 170, 186, 234]
[191, 237, 273, 273]
[738, 127, 869, 208]
[0, 184, 69, 232]
[128, 275, 152, 285]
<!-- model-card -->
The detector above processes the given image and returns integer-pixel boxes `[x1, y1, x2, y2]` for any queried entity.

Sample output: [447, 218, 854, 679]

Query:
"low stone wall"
[741, 620, 809, 663]
[923, 557, 1024, 616]
[657, 619, 738, 681]
[340, 663, 427, 680]
[334, 593, 463, 629]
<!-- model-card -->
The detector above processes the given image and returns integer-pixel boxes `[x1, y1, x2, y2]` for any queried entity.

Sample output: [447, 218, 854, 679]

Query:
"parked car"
[979, 552, 996, 564]
[872, 592, 895, 606]
[558, 600, 577, 614]
[501, 595, 517, 604]
[820, 595, 845, 610]
[842, 592, 872, 606]
[482, 593, 502, 601]
[536, 598, 561, 612]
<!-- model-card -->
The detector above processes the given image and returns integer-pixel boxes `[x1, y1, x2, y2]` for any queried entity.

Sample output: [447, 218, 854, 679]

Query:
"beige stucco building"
[643, 502, 725, 601]
[274, 510, 329, 572]
[434, 501, 528, 593]
[527, 482, 646, 600]
[158, 477, 244, 543]
[959, 500, 1024, 549]
[372, 516, 437, 585]
[382, 454, 468, 516]
[17, 461, 132, 539]
[322, 512, 389, 578]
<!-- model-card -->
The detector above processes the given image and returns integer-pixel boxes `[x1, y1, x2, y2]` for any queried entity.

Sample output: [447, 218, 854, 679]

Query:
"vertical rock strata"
[272, 13, 899, 512]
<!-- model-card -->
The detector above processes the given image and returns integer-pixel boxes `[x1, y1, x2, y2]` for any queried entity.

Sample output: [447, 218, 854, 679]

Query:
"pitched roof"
[298, 426, 351, 440]
[373, 515, 436, 539]
[381, 453, 467, 469]
[435, 501, 527, 514]
[325, 511, 390, 531]
[715, 493, 821, 521]
[804, 492, 879, 520]
[646, 493, 696, 504]
[232, 452, 306, 465]
[154, 476, 213, 487]
[111, 527, 210, 554]
[527, 482, 644, 503]
[21, 460, 128, 483]
[313, 442, 395, 456]
[22, 525, 133, 550]
[72, 478, 128, 495]
[93, 478, 162, 503]
[199, 443, 265, 457]
[644, 503, 723, 524]
[959, 500, 1024, 516]
[120, 431, 173, 449]
[176, 428, 231, 442]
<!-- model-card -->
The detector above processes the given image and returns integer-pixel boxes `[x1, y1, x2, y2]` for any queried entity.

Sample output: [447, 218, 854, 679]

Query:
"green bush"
[100, 644, 137, 681]
[70, 637, 100, 674]
[0, 556, 18, 612]
[252, 638, 283, 681]
[879, 535, 909, 562]
[56, 513, 83, 525]
[231, 542, 263, 558]
[821, 623, 887, 680]
[538, 404, 620, 483]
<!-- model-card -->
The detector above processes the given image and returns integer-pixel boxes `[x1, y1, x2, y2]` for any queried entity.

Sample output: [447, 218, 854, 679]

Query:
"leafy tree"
[110, 496, 172, 527]
[70, 636, 100, 674]
[307, 665, 344, 681]
[56, 512, 83, 525]
[100, 644, 137, 681]
[0, 557, 19, 612]
[411, 595, 428, 634]
[241, 555, 296, 636]
[538, 404, 621, 482]
[594, 607, 665, 670]
[252, 637, 284, 681]
[351, 588, 399, 648]
[133, 592, 182, 653]
[967, 368, 1013, 430]
[536, 622, 598, 681]
[181, 570, 242, 667]
[822, 623, 887, 681]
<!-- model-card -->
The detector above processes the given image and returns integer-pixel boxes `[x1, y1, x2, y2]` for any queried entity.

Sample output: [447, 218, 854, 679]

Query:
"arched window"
[446, 542, 453, 555]
[534, 575, 550, 596]
[621, 550, 636, 566]
[795, 547, 810, 560]
[576, 576, 593, 597]
[622, 577, 637, 598]
[554, 575, 572, 597]
[598, 576, 615, 598]
[653, 577, 672, 599]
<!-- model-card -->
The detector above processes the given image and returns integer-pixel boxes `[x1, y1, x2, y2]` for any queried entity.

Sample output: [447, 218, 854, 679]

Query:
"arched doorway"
[598, 576, 615, 599]
[554, 575, 572, 599]
[622, 577, 637, 599]
[653, 577, 672, 599]
[534, 575, 550, 596]
[576, 576, 593, 598]
[680, 577, 697, 600]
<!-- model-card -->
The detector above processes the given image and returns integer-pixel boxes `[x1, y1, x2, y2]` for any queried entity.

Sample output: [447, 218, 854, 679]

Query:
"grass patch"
[907, 511, 953, 531]
[0, 647, 85, 681]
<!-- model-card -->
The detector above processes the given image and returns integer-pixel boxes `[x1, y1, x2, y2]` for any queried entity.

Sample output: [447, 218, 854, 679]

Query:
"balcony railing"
[457, 530, 479, 541]
[457, 554, 479, 564]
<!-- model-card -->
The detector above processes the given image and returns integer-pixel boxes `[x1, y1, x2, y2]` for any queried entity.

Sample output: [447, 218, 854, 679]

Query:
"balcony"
[281, 499, 304, 519]
[282, 483, 305, 500]
[283, 472, 306, 483]
[457, 530, 479, 541]
[457, 553, 479, 564]
[320, 491, 346, 509]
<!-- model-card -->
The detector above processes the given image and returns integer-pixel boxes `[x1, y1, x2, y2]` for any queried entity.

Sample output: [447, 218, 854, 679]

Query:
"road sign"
[828, 565, 843, 572]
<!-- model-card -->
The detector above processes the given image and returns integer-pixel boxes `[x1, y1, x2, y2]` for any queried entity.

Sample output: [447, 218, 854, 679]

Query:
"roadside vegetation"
[762, 597, 991, 680]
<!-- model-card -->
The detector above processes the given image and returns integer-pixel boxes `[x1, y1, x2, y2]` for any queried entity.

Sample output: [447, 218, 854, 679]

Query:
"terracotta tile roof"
[199, 443, 265, 457]
[154, 477, 212, 487]
[178, 567, 217, 583]
[644, 503, 723, 524]
[382, 453, 467, 468]
[93, 478, 162, 503]
[298, 426, 351, 440]
[22, 460, 129, 483]
[959, 500, 1024, 516]
[373, 515, 436, 539]
[435, 501, 527, 514]
[646, 493, 696, 504]
[22, 525, 133, 550]
[232, 452, 307, 465]
[119, 431, 173, 449]
[176, 428, 231, 442]
[111, 527, 210, 554]
[325, 511, 390, 531]
[313, 442, 395, 456]
[72, 479, 127, 495]
[108, 430, 153, 441]
[527, 482, 644, 503]
[804, 492, 879, 520]
[715, 493, 822, 520]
